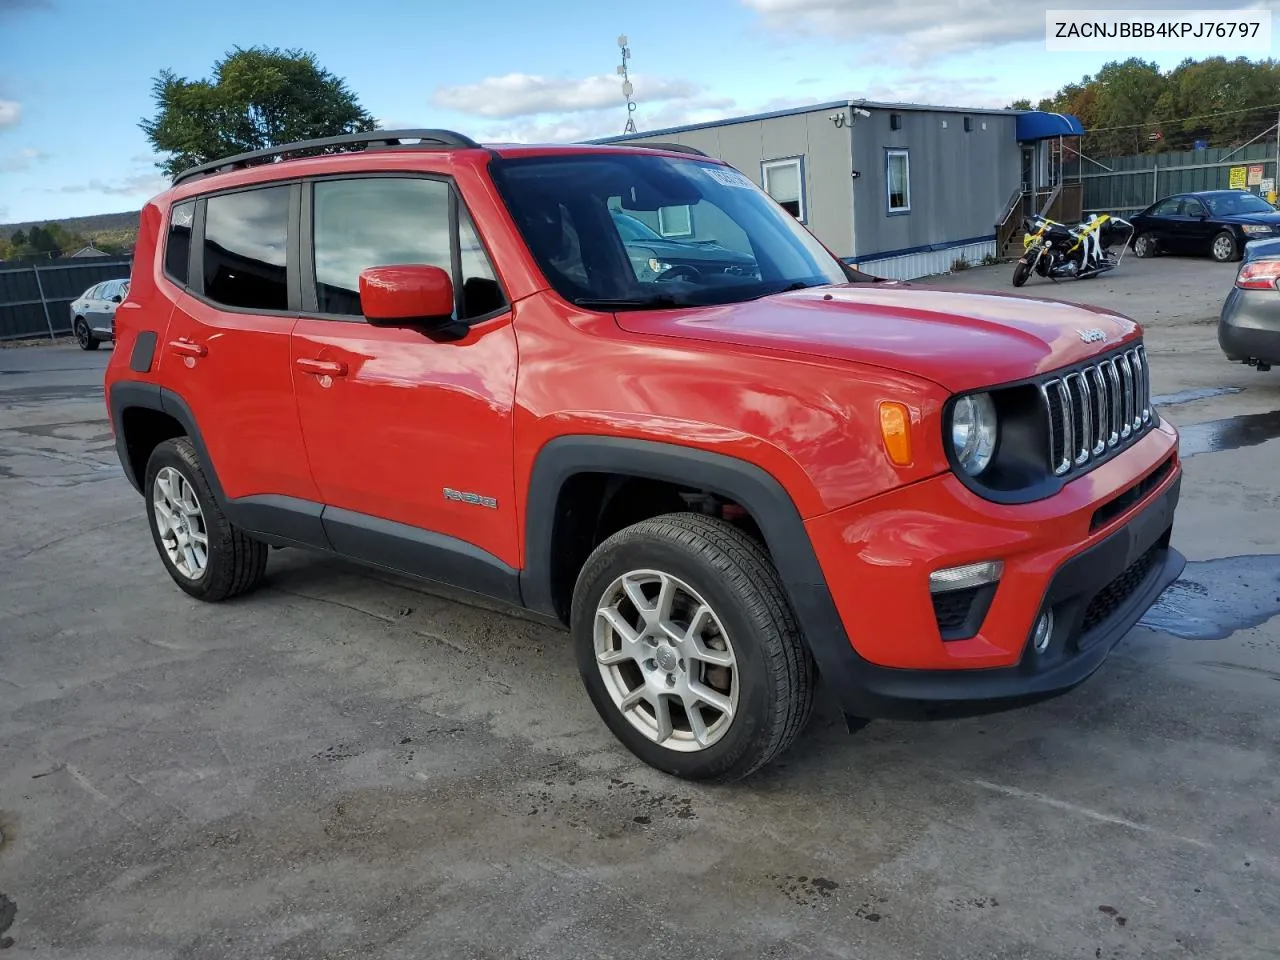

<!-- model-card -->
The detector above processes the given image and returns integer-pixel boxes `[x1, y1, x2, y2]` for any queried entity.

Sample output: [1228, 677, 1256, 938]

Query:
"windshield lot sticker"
[705, 168, 755, 189]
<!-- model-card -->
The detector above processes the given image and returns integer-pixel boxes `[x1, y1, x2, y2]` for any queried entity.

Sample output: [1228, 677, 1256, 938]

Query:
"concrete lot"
[2, 254, 1278, 959]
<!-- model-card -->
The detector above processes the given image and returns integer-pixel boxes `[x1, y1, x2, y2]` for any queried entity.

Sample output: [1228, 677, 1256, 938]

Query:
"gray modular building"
[598, 100, 1084, 280]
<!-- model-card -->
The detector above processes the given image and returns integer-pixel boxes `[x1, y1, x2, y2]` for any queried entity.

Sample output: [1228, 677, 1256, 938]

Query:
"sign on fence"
[1262, 178, 1276, 194]
[1249, 164, 1265, 186]
[1230, 166, 1248, 189]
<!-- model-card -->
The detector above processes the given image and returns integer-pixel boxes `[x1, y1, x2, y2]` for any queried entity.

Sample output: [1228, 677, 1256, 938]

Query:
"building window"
[886, 149, 911, 215]
[761, 157, 805, 222]
[657, 205, 692, 237]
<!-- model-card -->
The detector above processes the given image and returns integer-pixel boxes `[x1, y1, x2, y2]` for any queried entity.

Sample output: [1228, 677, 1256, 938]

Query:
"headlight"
[1242, 224, 1272, 235]
[648, 257, 672, 274]
[950, 393, 998, 476]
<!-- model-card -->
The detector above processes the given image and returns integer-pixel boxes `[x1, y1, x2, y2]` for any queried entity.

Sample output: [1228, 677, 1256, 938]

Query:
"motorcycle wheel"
[1012, 260, 1031, 287]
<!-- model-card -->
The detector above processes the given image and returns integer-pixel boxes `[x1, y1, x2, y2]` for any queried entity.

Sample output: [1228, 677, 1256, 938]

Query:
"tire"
[1211, 230, 1240, 263]
[1011, 260, 1031, 287]
[570, 512, 816, 782]
[143, 437, 268, 602]
[74, 317, 99, 351]
[1133, 233, 1157, 258]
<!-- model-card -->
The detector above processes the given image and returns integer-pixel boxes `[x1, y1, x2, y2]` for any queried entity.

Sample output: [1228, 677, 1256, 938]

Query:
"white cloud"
[741, 0, 1280, 59]
[433, 72, 702, 119]
[480, 97, 738, 145]
[0, 147, 46, 172]
[0, 100, 20, 128]
[58, 173, 169, 197]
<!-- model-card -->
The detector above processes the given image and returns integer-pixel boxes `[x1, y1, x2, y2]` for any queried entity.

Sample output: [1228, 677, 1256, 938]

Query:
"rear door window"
[202, 186, 291, 311]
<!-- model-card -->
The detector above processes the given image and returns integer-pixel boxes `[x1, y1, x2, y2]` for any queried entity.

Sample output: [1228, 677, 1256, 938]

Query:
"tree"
[140, 45, 377, 179]
[10, 229, 26, 247]
[1008, 99, 1033, 110]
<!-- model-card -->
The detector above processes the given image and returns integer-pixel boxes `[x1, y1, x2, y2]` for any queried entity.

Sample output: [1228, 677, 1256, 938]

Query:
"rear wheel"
[74, 318, 99, 351]
[1011, 259, 1031, 287]
[144, 438, 268, 602]
[1133, 233, 1157, 258]
[571, 513, 815, 782]
[1211, 231, 1239, 263]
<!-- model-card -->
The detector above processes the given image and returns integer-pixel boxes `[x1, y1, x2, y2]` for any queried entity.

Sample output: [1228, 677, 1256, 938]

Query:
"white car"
[69, 278, 128, 350]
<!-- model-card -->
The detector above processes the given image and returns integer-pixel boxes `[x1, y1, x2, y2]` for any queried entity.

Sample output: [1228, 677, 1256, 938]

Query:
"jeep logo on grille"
[1078, 328, 1107, 343]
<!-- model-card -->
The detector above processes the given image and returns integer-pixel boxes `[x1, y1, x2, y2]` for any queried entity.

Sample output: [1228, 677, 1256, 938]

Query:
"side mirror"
[358, 264, 456, 332]
[110, 295, 123, 303]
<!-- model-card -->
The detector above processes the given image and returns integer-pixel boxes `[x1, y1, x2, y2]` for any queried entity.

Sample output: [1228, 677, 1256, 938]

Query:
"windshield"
[1205, 192, 1276, 216]
[489, 152, 853, 309]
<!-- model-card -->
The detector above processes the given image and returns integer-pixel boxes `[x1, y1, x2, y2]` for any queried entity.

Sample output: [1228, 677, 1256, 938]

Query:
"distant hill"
[0, 210, 140, 241]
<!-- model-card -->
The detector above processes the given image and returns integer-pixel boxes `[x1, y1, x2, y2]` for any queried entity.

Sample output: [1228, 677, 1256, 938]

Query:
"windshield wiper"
[572, 294, 685, 310]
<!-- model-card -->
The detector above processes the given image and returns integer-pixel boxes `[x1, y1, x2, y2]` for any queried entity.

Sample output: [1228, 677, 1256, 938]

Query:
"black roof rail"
[624, 141, 710, 158]
[171, 128, 482, 186]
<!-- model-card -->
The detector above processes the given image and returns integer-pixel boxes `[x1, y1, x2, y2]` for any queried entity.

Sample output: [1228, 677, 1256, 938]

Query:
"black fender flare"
[108, 381, 225, 501]
[520, 435, 861, 700]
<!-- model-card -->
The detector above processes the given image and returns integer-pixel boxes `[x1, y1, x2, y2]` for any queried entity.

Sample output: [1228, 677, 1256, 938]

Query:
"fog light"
[1032, 610, 1054, 653]
[929, 560, 1003, 594]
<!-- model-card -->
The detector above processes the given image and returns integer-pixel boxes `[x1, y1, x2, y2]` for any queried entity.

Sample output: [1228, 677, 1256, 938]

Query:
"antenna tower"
[617, 35, 637, 134]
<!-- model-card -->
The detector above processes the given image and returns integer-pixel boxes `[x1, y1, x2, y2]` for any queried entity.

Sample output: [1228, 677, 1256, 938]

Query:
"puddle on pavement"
[1139, 555, 1280, 640]
[1151, 386, 1244, 406]
[1177, 409, 1280, 458]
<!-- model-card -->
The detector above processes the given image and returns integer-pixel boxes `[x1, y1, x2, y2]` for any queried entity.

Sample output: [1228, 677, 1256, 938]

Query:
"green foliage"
[950, 257, 970, 271]
[981, 253, 1001, 266]
[1027, 56, 1280, 156]
[140, 45, 377, 178]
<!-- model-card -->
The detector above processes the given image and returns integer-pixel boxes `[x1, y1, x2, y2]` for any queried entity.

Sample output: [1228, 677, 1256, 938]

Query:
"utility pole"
[618, 35, 637, 134]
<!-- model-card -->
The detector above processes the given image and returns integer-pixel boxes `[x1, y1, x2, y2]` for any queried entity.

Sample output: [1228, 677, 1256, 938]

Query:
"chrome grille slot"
[1038, 343, 1154, 480]
[1064, 373, 1091, 465]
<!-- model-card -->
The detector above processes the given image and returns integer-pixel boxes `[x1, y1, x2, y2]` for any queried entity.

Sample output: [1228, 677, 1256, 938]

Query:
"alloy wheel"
[593, 569, 739, 752]
[74, 320, 89, 348]
[1213, 235, 1235, 261]
[152, 466, 209, 580]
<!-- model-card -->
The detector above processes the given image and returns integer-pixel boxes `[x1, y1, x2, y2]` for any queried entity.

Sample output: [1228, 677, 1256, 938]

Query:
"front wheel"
[570, 513, 816, 782]
[1211, 230, 1240, 263]
[1012, 259, 1031, 287]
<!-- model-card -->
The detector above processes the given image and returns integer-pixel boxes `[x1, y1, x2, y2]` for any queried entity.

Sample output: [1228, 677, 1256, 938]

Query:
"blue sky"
[0, 0, 1275, 223]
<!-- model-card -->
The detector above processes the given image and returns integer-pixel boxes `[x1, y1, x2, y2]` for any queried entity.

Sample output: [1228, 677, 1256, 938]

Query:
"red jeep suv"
[105, 130, 1184, 782]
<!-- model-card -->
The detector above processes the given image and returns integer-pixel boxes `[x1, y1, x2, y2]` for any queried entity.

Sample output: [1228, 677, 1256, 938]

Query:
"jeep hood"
[613, 283, 1140, 393]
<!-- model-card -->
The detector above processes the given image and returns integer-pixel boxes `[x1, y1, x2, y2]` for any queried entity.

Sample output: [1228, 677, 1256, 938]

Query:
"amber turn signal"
[879, 401, 912, 466]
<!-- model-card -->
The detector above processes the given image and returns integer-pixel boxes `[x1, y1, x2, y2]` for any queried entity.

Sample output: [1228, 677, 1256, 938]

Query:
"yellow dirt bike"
[1012, 212, 1134, 287]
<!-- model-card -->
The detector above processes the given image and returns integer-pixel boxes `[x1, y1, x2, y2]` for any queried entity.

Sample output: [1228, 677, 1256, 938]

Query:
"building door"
[1020, 147, 1036, 216]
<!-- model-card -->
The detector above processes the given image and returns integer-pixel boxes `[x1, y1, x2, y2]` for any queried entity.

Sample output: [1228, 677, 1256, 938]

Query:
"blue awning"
[1016, 111, 1085, 141]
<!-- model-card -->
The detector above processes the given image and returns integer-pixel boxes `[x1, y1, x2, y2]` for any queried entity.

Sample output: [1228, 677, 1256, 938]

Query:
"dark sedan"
[1130, 189, 1280, 263]
[610, 209, 759, 280]
[1219, 235, 1280, 371]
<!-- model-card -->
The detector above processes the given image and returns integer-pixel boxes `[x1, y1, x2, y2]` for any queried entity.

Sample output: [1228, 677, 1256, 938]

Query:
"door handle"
[296, 357, 348, 377]
[168, 339, 207, 358]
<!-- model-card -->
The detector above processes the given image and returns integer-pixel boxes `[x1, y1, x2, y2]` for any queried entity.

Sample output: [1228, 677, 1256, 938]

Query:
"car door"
[1179, 197, 1218, 253]
[1142, 196, 1184, 250]
[290, 172, 520, 595]
[92, 279, 123, 335]
[156, 183, 322, 517]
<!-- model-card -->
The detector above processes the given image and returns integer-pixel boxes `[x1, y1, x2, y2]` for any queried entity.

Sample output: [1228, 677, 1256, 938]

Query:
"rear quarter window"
[164, 200, 196, 286]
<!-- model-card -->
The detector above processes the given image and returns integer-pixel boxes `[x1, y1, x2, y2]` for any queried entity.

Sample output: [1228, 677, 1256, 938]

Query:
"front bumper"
[1220, 287, 1280, 365]
[792, 424, 1183, 722]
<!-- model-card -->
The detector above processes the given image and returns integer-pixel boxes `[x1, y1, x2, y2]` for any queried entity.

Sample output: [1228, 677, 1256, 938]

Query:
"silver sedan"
[68, 277, 128, 350]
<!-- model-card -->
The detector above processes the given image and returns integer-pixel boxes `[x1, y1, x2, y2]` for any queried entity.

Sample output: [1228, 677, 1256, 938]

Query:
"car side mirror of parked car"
[111, 295, 123, 303]
[358, 264, 462, 337]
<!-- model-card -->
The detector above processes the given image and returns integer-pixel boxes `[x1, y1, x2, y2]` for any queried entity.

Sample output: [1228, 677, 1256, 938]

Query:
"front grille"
[1080, 543, 1160, 635]
[1040, 344, 1152, 478]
